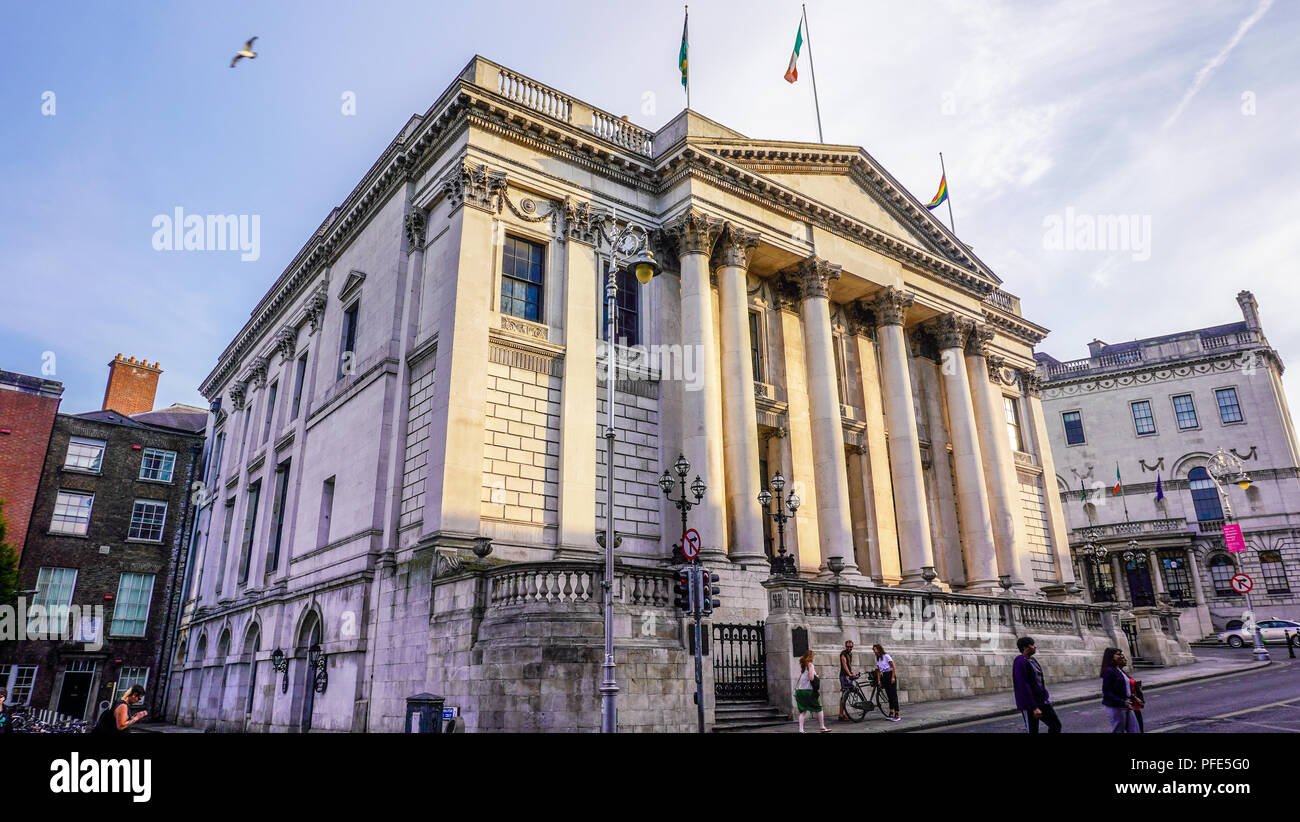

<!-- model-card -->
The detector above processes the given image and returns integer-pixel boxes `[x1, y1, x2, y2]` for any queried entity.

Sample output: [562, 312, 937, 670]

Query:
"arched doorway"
[294, 611, 322, 733]
[1125, 556, 1154, 607]
[242, 623, 261, 731]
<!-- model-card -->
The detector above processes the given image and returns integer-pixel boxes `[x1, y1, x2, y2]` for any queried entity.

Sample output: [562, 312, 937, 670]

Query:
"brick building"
[1, 359, 205, 719]
[0, 370, 64, 559]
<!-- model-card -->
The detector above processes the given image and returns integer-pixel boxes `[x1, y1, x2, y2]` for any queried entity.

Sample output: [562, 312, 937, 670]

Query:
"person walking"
[1101, 648, 1139, 733]
[1122, 656, 1145, 732]
[837, 640, 858, 722]
[795, 650, 830, 733]
[872, 644, 901, 721]
[0, 689, 10, 734]
[93, 684, 148, 734]
[1012, 636, 1061, 733]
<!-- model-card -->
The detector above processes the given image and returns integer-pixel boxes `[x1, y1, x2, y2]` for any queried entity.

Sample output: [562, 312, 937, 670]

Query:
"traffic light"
[700, 568, 720, 615]
[674, 567, 693, 612]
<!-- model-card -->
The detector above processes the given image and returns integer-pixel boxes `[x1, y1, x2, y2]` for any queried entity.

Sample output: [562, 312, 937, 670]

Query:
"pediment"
[339, 269, 366, 301]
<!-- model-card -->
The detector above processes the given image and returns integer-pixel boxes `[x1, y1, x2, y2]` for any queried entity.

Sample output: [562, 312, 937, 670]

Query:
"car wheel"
[1227, 635, 1244, 648]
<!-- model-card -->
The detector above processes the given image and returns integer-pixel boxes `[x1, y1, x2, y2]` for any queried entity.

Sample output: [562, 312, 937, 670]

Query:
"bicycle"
[841, 670, 891, 721]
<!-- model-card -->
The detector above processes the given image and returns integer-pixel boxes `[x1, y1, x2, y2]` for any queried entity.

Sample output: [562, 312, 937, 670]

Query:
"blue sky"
[2, 0, 1297, 418]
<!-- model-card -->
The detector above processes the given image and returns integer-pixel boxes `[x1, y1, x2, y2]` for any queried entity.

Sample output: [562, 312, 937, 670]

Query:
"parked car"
[1218, 618, 1300, 647]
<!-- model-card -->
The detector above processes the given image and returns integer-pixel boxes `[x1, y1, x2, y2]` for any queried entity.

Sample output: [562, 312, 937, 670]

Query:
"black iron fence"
[712, 622, 768, 702]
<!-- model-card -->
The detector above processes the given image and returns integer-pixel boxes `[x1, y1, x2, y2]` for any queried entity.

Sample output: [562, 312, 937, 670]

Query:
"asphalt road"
[931, 645, 1300, 733]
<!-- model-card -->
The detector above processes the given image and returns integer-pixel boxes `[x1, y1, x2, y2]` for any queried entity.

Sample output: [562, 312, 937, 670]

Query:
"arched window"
[1260, 551, 1290, 594]
[1188, 467, 1224, 522]
[1209, 554, 1237, 597]
[243, 624, 261, 714]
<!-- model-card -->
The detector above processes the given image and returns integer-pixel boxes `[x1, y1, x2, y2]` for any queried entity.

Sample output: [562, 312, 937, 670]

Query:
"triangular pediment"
[339, 269, 366, 300]
[689, 139, 1001, 285]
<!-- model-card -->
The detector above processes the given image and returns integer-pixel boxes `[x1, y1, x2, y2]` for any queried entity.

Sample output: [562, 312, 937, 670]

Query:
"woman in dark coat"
[1100, 647, 1138, 733]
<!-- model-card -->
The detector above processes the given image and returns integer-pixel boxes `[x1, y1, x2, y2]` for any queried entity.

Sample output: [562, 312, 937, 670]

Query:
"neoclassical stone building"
[1038, 291, 1300, 646]
[170, 57, 1125, 733]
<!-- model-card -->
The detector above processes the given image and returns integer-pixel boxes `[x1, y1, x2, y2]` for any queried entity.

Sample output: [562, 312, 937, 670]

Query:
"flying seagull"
[230, 37, 258, 68]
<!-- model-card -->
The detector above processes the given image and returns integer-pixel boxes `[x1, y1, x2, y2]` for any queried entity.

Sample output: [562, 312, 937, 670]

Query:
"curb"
[871, 659, 1273, 733]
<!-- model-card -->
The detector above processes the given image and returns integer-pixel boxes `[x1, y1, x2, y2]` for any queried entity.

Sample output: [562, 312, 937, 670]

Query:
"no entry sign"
[1230, 573, 1253, 595]
[682, 528, 701, 560]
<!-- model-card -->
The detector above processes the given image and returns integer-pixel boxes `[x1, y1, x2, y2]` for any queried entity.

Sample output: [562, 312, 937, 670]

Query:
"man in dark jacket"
[1012, 636, 1062, 733]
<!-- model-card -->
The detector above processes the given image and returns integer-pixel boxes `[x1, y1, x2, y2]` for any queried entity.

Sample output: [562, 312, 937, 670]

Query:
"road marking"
[1155, 698, 1300, 733]
[1234, 720, 1300, 733]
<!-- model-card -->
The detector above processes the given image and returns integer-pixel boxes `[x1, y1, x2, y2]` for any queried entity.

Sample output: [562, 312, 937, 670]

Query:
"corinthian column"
[872, 287, 940, 588]
[965, 326, 1034, 590]
[927, 313, 999, 593]
[792, 256, 857, 577]
[715, 223, 767, 567]
[664, 210, 727, 560]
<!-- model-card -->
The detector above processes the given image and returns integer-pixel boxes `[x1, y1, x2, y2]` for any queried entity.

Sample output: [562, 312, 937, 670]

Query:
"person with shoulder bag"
[1100, 648, 1138, 733]
[795, 650, 830, 733]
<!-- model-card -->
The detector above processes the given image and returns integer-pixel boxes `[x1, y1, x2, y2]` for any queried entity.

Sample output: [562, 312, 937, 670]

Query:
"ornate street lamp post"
[757, 471, 800, 576]
[1205, 448, 1267, 660]
[659, 454, 706, 563]
[594, 212, 660, 734]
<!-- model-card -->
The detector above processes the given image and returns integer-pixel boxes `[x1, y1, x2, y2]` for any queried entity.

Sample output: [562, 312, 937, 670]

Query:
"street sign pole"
[1244, 589, 1270, 661]
[691, 559, 706, 734]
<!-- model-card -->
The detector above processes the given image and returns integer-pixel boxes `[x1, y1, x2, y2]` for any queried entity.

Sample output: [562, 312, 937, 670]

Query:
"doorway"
[56, 660, 98, 719]
[1125, 559, 1155, 607]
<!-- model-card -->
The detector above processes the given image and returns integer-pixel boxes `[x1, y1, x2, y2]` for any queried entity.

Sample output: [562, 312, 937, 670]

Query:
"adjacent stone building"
[1038, 291, 1300, 648]
[1, 358, 205, 720]
[172, 57, 1140, 734]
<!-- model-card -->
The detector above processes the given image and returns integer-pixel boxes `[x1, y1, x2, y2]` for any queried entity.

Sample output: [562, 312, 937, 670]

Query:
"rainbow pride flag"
[925, 174, 948, 210]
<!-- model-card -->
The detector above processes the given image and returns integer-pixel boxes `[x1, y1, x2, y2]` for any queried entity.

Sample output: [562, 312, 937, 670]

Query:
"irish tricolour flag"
[784, 22, 803, 83]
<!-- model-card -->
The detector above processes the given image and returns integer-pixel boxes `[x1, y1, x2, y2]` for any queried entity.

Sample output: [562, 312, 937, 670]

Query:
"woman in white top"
[873, 644, 901, 721]
[794, 650, 830, 732]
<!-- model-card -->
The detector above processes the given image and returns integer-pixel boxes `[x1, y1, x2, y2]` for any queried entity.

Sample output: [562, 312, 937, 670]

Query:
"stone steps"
[712, 700, 789, 732]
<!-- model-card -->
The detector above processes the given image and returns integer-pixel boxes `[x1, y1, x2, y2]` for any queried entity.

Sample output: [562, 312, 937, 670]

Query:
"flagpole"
[684, 6, 690, 110]
[939, 151, 955, 234]
[1118, 462, 1131, 523]
[801, 4, 824, 143]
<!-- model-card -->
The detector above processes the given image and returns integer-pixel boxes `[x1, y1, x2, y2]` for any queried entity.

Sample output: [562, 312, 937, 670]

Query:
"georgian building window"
[1215, 387, 1244, 424]
[50, 490, 93, 535]
[110, 573, 156, 636]
[1159, 551, 1194, 605]
[64, 437, 106, 472]
[31, 567, 77, 635]
[1130, 400, 1156, 436]
[1260, 550, 1290, 594]
[1003, 397, 1024, 452]
[0, 665, 37, 705]
[114, 667, 150, 701]
[1172, 393, 1199, 429]
[338, 303, 359, 380]
[749, 311, 763, 381]
[1062, 410, 1085, 445]
[128, 499, 167, 542]
[1209, 554, 1237, 597]
[139, 448, 177, 483]
[501, 234, 544, 322]
[1188, 467, 1224, 522]
[601, 262, 639, 345]
[238, 481, 262, 584]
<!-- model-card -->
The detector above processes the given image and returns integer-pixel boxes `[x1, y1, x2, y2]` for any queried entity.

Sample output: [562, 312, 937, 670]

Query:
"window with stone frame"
[1260, 550, 1290, 594]
[64, 436, 106, 472]
[0, 665, 37, 705]
[1003, 396, 1024, 452]
[1209, 554, 1238, 597]
[501, 234, 545, 322]
[1215, 387, 1244, 424]
[50, 490, 93, 535]
[1159, 550, 1195, 605]
[238, 481, 262, 584]
[113, 667, 150, 701]
[600, 261, 639, 345]
[128, 499, 167, 542]
[1130, 400, 1156, 436]
[1188, 467, 1224, 522]
[749, 310, 764, 382]
[1085, 556, 1115, 602]
[1062, 410, 1085, 445]
[30, 567, 77, 635]
[139, 448, 177, 483]
[1172, 393, 1199, 429]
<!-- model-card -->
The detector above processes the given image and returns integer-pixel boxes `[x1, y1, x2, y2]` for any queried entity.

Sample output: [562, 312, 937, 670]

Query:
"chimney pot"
[102, 353, 163, 416]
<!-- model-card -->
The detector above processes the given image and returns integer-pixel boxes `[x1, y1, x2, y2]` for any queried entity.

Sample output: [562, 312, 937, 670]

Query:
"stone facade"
[171, 57, 1119, 734]
[1038, 291, 1300, 641]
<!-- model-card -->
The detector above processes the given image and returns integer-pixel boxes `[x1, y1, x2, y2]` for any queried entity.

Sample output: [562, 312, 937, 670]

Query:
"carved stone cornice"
[964, 323, 995, 358]
[926, 312, 975, 351]
[713, 223, 761, 270]
[273, 325, 298, 362]
[248, 355, 270, 389]
[442, 162, 507, 213]
[228, 381, 247, 412]
[793, 256, 841, 301]
[870, 286, 914, 327]
[1019, 368, 1042, 397]
[304, 281, 329, 335]
[403, 210, 427, 251]
[663, 209, 723, 256]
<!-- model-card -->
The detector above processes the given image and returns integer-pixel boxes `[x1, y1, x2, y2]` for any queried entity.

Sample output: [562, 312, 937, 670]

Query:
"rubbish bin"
[405, 694, 446, 734]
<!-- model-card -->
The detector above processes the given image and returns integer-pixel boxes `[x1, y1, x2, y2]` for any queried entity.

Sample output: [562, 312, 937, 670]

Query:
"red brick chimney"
[102, 354, 162, 416]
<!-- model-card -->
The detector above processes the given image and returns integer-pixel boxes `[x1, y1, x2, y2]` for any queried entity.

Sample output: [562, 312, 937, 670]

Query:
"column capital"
[228, 381, 247, 411]
[273, 324, 298, 363]
[964, 323, 995, 357]
[843, 301, 877, 338]
[794, 255, 842, 301]
[713, 222, 761, 269]
[441, 162, 507, 213]
[870, 286, 914, 327]
[403, 209, 427, 251]
[925, 312, 975, 350]
[1019, 368, 1043, 397]
[984, 354, 1008, 383]
[663, 209, 723, 255]
[303, 280, 329, 335]
[562, 196, 600, 245]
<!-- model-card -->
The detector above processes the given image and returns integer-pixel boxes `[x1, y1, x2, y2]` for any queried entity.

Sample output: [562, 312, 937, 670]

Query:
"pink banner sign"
[1223, 522, 1246, 553]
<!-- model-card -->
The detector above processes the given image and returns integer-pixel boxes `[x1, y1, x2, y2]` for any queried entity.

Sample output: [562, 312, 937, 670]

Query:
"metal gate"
[712, 622, 768, 702]
[1121, 620, 1144, 662]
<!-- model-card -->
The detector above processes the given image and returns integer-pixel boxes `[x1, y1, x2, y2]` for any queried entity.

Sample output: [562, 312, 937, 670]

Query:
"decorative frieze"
[442, 162, 508, 213]
[713, 222, 761, 269]
[500, 315, 549, 341]
[562, 196, 598, 245]
[1018, 368, 1042, 397]
[870, 285, 914, 327]
[662, 209, 722, 256]
[794, 255, 841, 301]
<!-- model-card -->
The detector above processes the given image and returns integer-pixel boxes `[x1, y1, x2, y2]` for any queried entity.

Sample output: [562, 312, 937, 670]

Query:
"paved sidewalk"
[742, 656, 1271, 733]
[132, 722, 209, 733]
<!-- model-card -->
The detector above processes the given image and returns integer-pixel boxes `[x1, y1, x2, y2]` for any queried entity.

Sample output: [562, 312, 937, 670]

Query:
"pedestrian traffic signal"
[700, 569, 720, 615]
[674, 567, 693, 612]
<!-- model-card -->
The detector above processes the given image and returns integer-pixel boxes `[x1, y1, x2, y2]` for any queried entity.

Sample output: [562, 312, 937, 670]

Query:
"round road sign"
[1230, 573, 1253, 594]
[682, 528, 701, 560]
